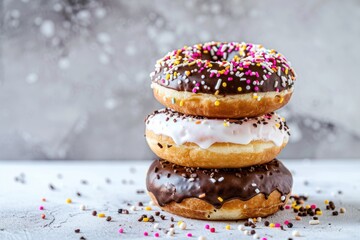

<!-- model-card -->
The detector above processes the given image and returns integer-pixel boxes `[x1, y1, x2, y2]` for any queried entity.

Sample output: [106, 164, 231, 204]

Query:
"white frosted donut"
[145, 108, 290, 168]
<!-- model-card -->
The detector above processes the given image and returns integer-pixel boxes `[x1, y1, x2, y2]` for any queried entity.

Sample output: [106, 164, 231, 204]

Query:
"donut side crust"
[148, 191, 290, 220]
[153, 83, 293, 118]
[146, 130, 288, 168]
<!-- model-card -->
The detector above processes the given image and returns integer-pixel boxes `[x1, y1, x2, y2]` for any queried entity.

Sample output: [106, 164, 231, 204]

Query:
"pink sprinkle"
[311, 204, 316, 209]
[228, 77, 233, 81]
[205, 224, 210, 229]
[39, 206, 44, 210]
[118, 228, 124, 234]
[143, 231, 148, 236]
[246, 79, 251, 84]
[285, 205, 291, 209]
[275, 223, 281, 228]
[284, 220, 289, 225]
[254, 86, 259, 91]
[210, 227, 215, 233]
[154, 232, 160, 237]
[187, 233, 192, 237]
[261, 238, 268, 240]
[195, 82, 200, 87]
[192, 88, 197, 93]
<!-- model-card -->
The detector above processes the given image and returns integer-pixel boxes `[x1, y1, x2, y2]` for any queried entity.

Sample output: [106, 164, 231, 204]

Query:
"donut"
[150, 41, 296, 118]
[146, 159, 292, 220]
[145, 108, 290, 168]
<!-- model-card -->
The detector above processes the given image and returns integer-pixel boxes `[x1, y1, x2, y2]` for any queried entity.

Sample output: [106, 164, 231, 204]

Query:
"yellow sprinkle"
[256, 63, 261, 67]
[237, 87, 242, 92]
[269, 223, 275, 228]
[166, 73, 170, 80]
[185, 71, 191, 76]
[173, 72, 177, 78]
[324, 200, 329, 204]
[145, 206, 152, 211]
[253, 218, 257, 223]
[143, 217, 149, 222]
[275, 123, 280, 128]
[316, 210, 323, 215]
[223, 121, 229, 127]
[225, 225, 231, 230]
[215, 90, 219, 95]
[252, 93, 258, 99]
[177, 221, 183, 226]
[278, 96, 284, 103]
[203, 50, 208, 54]
[195, 120, 201, 124]
[214, 100, 220, 106]
[306, 205, 311, 209]
[285, 68, 289, 74]
[222, 82, 227, 87]
[294, 205, 301, 210]
[97, 213, 106, 218]
[188, 61, 196, 66]
[65, 198, 72, 204]
[217, 197, 223, 202]
[179, 100, 184, 107]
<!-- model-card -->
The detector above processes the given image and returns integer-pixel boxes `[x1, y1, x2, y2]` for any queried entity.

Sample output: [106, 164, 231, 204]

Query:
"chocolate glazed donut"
[146, 159, 293, 220]
[150, 42, 296, 118]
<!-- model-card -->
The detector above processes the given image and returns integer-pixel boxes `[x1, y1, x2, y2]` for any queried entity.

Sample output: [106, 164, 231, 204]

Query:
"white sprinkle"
[240, 78, 247, 81]
[256, 217, 262, 223]
[243, 230, 249, 235]
[223, 52, 227, 59]
[149, 200, 155, 206]
[309, 219, 320, 225]
[79, 204, 86, 211]
[246, 85, 251, 90]
[251, 183, 257, 187]
[154, 223, 159, 229]
[237, 224, 245, 231]
[281, 195, 286, 201]
[209, 178, 216, 183]
[255, 188, 260, 194]
[130, 206, 136, 211]
[201, 75, 205, 79]
[274, 81, 279, 88]
[262, 75, 267, 80]
[177, 80, 181, 85]
[179, 222, 187, 230]
[188, 178, 195, 182]
[215, 79, 222, 90]
[292, 230, 301, 237]
[218, 177, 224, 182]
[277, 67, 281, 76]
[167, 229, 175, 236]
[198, 236, 207, 240]
[253, 233, 260, 239]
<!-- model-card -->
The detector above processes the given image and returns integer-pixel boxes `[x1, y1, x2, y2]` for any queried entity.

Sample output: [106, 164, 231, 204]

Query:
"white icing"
[146, 109, 290, 149]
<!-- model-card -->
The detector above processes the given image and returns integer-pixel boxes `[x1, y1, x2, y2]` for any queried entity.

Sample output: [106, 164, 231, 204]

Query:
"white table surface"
[0, 159, 359, 240]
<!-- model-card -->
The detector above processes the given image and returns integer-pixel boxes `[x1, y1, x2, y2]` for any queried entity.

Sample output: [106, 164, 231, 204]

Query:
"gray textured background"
[1, 0, 360, 160]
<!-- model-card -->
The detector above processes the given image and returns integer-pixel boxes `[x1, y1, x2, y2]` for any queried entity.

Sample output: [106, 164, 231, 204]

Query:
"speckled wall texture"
[1, 0, 360, 160]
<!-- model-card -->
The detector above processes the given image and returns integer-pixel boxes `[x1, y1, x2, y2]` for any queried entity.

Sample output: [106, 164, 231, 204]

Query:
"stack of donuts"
[145, 42, 296, 220]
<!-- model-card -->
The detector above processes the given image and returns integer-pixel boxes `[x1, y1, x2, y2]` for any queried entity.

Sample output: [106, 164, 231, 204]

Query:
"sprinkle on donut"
[150, 42, 296, 95]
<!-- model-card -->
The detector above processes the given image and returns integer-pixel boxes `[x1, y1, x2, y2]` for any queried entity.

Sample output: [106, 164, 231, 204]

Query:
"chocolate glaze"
[146, 159, 293, 209]
[151, 42, 296, 95]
